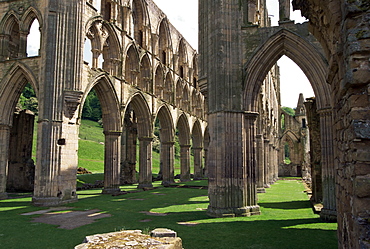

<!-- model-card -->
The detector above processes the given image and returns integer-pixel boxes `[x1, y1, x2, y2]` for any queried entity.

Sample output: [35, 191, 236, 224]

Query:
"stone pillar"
[102, 131, 121, 194]
[256, 134, 265, 193]
[0, 124, 10, 199]
[318, 109, 336, 221]
[161, 141, 175, 186]
[264, 139, 270, 188]
[33, 0, 84, 206]
[207, 112, 260, 217]
[193, 147, 203, 180]
[278, 0, 290, 22]
[268, 143, 274, 184]
[19, 31, 28, 58]
[138, 137, 153, 189]
[180, 145, 191, 182]
[274, 146, 279, 181]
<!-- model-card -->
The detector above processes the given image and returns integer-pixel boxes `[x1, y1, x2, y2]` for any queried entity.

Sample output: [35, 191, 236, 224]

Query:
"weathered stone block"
[353, 120, 370, 139]
[354, 175, 370, 198]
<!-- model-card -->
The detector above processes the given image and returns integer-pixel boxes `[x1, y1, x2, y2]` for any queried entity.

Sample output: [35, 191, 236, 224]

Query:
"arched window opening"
[9, 21, 20, 59]
[193, 77, 197, 88]
[161, 50, 167, 65]
[284, 142, 290, 164]
[8, 83, 38, 192]
[27, 19, 40, 57]
[179, 66, 184, 78]
[281, 114, 285, 130]
[302, 118, 306, 128]
[158, 20, 170, 65]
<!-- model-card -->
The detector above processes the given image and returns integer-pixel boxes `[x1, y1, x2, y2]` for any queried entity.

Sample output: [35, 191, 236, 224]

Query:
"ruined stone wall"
[293, 0, 370, 247]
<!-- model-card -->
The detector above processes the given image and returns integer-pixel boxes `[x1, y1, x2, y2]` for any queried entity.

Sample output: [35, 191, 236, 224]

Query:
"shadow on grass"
[0, 182, 337, 249]
[260, 200, 311, 209]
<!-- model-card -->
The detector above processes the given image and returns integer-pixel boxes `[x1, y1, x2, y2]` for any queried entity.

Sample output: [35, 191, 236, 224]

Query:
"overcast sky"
[154, 0, 314, 108]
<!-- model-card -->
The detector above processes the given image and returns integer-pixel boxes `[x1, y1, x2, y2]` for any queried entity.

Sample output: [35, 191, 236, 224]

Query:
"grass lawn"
[0, 180, 337, 249]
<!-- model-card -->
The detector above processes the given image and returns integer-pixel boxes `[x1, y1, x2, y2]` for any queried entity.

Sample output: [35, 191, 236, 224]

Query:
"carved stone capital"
[64, 90, 83, 119]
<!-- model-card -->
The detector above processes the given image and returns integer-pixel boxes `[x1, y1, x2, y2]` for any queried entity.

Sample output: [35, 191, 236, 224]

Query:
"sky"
[27, 0, 314, 108]
[154, 0, 315, 108]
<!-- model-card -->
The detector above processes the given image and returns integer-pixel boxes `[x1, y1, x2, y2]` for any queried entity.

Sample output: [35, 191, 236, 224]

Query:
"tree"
[282, 106, 295, 116]
[82, 89, 102, 121]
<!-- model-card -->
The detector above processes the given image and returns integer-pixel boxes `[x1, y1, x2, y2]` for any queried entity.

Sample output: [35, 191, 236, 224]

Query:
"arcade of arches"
[0, 0, 369, 248]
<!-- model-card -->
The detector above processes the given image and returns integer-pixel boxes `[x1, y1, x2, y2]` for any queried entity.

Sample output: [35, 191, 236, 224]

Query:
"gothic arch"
[244, 29, 331, 112]
[176, 113, 190, 146]
[158, 18, 172, 65]
[154, 64, 164, 98]
[139, 53, 151, 92]
[20, 7, 43, 32]
[125, 93, 152, 137]
[155, 104, 175, 142]
[0, 13, 20, 59]
[164, 72, 173, 103]
[124, 45, 140, 85]
[281, 130, 300, 144]
[177, 38, 188, 79]
[132, 0, 150, 48]
[82, 74, 121, 131]
[0, 63, 39, 125]
[192, 120, 203, 148]
[175, 79, 183, 107]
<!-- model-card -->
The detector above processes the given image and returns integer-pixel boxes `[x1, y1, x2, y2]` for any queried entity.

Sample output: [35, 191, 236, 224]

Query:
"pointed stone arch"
[125, 93, 153, 188]
[192, 120, 203, 179]
[20, 7, 43, 32]
[177, 38, 188, 79]
[176, 113, 191, 182]
[0, 62, 39, 125]
[0, 62, 39, 198]
[163, 72, 173, 104]
[139, 53, 151, 92]
[182, 84, 190, 112]
[132, 0, 150, 49]
[244, 29, 331, 111]
[158, 18, 172, 65]
[124, 45, 140, 86]
[155, 104, 175, 185]
[154, 64, 164, 98]
[0, 13, 20, 59]
[175, 79, 183, 107]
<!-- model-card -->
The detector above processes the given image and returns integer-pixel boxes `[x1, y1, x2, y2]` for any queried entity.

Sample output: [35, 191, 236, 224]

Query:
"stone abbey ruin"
[0, 0, 369, 248]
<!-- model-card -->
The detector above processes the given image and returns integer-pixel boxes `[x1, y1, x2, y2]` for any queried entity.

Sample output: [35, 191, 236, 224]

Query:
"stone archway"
[243, 28, 336, 220]
[82, 74, 122, 194]
[123, 93, 153, 189]
[0, 63, 39, 199]
[176, 113, 191, 182]
[155, 104, 175, 186]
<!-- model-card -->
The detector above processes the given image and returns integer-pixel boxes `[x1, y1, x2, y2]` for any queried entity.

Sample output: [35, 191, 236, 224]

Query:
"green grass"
[0, 180, 337, 249]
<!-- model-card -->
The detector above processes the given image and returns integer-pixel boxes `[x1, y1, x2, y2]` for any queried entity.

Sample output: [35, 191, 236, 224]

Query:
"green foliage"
[282, 106, 295, 116]
[82, 89, 102, 122]
[18, 83, 38, 114]
[0, 180, 337, 249]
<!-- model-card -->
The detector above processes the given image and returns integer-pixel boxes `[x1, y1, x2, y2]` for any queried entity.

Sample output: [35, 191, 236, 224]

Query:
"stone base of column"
[180, 177, 191, 182]
[257, 188, 266, 193]
[102, 188, 121, 195]
[138, 183, 153, 189]
[320, 208, 337, 222]
[264, 184, 271, 188]
[32, 196, 78, 207]
[207, 205, 261, 218]
[0, 192, 8, 199]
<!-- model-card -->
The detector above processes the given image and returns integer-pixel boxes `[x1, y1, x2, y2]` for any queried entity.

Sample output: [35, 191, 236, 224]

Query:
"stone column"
[278, 0, 290, 22]
[180, 145, 191, 182]
[0, 125, 10, 199]
[19, 31, 28, 58]
[102, 131, 121, 194]
[193, 147, 203, 180]
[318, 109, 337, 221]
[120, 121, 137, 185]
[161, 141, 175, 186]
[264, 139, 270, 188]
[274, 146, 279, 181]
[207, 112, 261, 217]
[138, 137, 153, 189]
[268, 143, 274, 184]
[256, 134, 265, 193]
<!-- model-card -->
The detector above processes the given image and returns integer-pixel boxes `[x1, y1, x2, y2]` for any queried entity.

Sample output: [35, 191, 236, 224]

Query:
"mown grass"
[0, 180, 337, 249]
